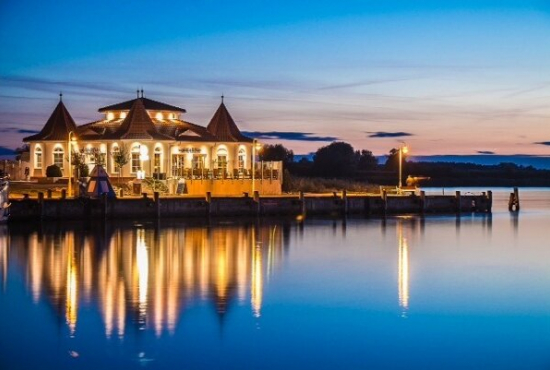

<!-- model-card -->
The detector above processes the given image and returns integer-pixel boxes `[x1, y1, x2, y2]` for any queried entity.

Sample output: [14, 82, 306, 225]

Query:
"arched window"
[34, 146, 42, 169]
[111, 144, 119, 173]
[154, 146, 162, 173]
[53, 147, 64, 169]
[131, 145, 141, 173]
[238, 148, 246, 169]
[216, 147, 228, 171]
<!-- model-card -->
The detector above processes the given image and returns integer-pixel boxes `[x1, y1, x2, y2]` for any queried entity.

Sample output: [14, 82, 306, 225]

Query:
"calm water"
[1, 188, 550, 369]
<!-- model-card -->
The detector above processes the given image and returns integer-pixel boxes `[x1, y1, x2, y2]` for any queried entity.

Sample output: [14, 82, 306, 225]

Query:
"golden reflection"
[65, 235, 78, 336]
[397, 221, 410, 316]
[6, 223, 285, 338]
[136, 229, 149, 325]
[0, 226, 7, 290]
[251, 242, 263, 318]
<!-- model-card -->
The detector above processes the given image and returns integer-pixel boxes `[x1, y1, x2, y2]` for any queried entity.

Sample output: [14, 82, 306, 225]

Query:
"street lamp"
[398, 143, 409, 191]
[68, 131, 77, 198]
[251, 139, 262, 193]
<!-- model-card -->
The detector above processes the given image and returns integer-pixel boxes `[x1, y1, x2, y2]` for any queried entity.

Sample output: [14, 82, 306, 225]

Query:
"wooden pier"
[8, 190, 493, 222]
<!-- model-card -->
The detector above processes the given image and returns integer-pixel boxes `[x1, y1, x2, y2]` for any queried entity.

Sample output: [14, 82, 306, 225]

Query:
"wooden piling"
[61, 189, 66, 200]
[487, 190, 493, 212]
[47, 189, 52, 199]
[154, 192, 160, 219]
[299, 191, 306, 216]
[206, 192, 212, 216]
[342, 190, 348, 215]
[420, 191, 426, 213]
[455, 191, 461, 212]
[508, 187, 520, 212]
[382, 190, 387, 214]
[37, 192, 44, 219]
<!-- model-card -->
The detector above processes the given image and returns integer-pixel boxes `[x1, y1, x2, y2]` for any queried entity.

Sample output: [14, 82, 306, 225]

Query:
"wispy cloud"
[477, 150, 496, 155]
[367, 131, 413, 138]
[243, 131, 338, 142]
[0, 127, 39, 134]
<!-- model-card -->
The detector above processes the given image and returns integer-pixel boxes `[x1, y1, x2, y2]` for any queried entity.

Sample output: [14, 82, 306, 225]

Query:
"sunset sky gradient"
[1, 0, 549, 158]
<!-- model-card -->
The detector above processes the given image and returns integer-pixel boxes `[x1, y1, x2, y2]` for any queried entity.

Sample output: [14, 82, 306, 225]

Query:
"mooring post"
[455, 191, 461, 213]
[420, 190, 426, 213]
[61, 189, 66, 200]
[102, 192, 108, 221]
[487, 190, 493, 213]
[206, 191, 212, 216]
[253, 190, 261, 216]
[47, 189, 52, 199]
[514, 187, 520, 211]
[38, 192, 44, 219]
[154, 191, 160, 219]
[342, 190, 348, 215]
[382, 189, 387, 214]
[299, 191, 306, 216]
[119, 188, 124, 198]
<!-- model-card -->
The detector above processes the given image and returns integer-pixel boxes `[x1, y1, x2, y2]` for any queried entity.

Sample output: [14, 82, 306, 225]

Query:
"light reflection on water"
[0, 189, 550, 369]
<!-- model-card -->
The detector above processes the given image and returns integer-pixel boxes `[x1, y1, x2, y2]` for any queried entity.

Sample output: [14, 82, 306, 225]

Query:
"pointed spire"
[141, 88, 144, 98]
[59, 92, 63, 102]
[23, 99, 77, 141]
[206, 101, 252, 142]
[136, 89, 140, 98]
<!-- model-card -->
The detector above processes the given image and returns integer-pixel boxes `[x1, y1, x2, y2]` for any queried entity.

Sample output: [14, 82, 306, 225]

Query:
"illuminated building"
[23, 92, 282, 194]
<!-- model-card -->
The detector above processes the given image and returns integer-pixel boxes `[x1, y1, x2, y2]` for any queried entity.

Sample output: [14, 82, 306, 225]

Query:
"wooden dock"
[8, 190, 493, 221]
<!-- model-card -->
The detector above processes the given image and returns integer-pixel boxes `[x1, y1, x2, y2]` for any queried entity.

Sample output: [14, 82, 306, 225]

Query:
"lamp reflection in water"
[251, 240, 263, 318]
[65, 234, 78, 336]
[136, 228, 149, 327]
[397, 221, 410, 317]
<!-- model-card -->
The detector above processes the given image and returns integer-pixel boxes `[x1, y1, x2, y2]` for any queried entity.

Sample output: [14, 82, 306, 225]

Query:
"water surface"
[1, 188, 549, 369]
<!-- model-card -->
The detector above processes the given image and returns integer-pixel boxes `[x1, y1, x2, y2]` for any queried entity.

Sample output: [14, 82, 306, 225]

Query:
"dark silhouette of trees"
[313, 142, 357, 178]
[259, 144, 294, 166]
[357, 149, 378, 171]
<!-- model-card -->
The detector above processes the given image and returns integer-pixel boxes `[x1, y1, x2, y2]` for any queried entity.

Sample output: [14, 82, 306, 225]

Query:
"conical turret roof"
[206, 102, 252, 142]
[106, 98, 173, 140]
[23, 100, 78, 142]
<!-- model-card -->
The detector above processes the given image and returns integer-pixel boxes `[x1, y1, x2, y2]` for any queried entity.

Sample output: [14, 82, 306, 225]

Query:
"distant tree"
[356, 149, 378, 171]
[259, 144, 294, 166]
[313, 142, 357, 178]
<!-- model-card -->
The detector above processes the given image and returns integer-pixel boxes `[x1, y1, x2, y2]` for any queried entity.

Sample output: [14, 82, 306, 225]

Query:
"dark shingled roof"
[103, 98, 174, 140]
[98, 97, 186, 113]
[23, 101, 78, 142]
[206, 102, 252, 142]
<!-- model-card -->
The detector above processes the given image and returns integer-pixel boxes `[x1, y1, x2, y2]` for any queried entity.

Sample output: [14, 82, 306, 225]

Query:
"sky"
[0, 0, 549, 158]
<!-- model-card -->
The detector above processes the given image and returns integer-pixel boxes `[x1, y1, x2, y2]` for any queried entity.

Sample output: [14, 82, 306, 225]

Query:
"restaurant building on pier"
[23, 93, 282, 195]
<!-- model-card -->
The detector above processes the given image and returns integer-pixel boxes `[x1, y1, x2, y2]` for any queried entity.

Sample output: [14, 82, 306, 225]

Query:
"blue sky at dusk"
[1, 0, 549, 157]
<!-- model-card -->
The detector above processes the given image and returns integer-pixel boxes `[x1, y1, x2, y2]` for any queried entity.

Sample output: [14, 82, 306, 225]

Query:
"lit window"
[131, 145, 141, 173]
[53, 147, 64, 169]
[238, 148, 246, 169]
[34, 146, 42, 169]
[112, 145, 119, 173]
[120, 112, 127, 119]
[107, 112, 114, 120]
[155, 112, 163, 120]
[154, 146, 162, 173]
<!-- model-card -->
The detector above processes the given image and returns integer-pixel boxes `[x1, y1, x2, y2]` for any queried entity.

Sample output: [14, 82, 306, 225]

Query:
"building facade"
[23, 93, 281, 195]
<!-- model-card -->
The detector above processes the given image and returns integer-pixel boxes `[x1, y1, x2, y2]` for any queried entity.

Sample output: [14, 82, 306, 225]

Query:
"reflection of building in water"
[8, 223, 286, 338]
[397, 220, 410, 316]
[0, 226, 8, 290]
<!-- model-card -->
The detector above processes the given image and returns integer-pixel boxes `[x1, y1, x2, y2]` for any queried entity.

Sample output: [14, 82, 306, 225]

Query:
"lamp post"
[68, 131, 77, 198]
[398, 144, 409, 191]
[251, 139, 262, 193]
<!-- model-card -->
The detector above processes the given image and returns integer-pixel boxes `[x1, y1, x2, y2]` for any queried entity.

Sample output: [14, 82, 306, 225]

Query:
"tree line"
[259, 142, 550, 187]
